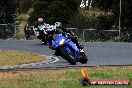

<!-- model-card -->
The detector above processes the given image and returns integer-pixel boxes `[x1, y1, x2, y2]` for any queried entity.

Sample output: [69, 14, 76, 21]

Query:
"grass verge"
[0, 66, 131, 88]
[0, 50, 45, 67]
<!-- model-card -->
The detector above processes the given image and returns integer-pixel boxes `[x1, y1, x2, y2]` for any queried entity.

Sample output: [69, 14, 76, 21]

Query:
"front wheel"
[60, 47, 76, 65]
[41, 39, 47, 45]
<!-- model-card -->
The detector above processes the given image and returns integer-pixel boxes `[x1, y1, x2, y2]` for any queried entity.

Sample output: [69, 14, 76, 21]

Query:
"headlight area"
[59, 39, 65, 45]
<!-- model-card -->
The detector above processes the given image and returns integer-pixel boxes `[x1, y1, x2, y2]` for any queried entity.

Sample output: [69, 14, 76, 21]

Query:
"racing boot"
[40, 39, 44, 44]
[78, 45, 85, 54]
[77, 44, 88, 64]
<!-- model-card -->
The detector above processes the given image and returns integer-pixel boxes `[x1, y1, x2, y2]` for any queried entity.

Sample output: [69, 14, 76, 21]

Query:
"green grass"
[90, 71, 112, 78]
[0, 66, 131, 88]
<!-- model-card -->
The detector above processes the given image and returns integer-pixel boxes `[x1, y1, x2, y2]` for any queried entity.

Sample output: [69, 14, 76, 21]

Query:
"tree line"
[0, 0, 131, 27]
[0, 0, 132, 28]
[0, 0, 132, 41]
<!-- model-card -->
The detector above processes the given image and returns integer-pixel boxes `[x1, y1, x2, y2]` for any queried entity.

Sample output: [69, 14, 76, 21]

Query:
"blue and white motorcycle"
[51, 33, 88, 65]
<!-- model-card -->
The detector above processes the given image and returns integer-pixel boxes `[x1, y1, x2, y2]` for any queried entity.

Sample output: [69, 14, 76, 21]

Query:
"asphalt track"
[0, 39, 132, 70]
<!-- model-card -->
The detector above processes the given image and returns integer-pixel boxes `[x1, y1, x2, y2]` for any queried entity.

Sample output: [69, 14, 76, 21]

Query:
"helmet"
[55, 22, 62, 28]
[38, 18, 44, 23]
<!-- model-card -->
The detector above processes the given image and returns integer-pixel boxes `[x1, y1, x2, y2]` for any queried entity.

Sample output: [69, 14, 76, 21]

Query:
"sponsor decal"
[79, 68, 130, 86]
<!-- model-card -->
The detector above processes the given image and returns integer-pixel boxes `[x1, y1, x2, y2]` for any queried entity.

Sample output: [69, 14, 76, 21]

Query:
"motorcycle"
[51, 33, 88, 65]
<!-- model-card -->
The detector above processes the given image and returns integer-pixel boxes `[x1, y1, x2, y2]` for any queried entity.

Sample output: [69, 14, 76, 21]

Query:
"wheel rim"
[69, 52, 75, 60]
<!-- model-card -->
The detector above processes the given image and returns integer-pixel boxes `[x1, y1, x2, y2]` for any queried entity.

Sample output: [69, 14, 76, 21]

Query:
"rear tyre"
[80, 53, 88, 64]
[60, 47, 76, 65]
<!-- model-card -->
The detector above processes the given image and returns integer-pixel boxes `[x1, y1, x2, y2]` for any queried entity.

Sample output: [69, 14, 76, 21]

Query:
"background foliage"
[16, 0, 32, 14]
[0, 0, 16, 24]
[28, 0, 81, 25]
[0, 0, 132, 41]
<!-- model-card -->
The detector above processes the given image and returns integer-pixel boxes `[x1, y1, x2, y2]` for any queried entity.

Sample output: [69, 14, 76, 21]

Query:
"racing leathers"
[34, 22, 49, 39]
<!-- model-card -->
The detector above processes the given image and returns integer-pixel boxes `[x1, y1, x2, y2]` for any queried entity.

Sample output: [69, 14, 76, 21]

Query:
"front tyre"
[41, 39, 47, 45]
[60, 47, 76, 65]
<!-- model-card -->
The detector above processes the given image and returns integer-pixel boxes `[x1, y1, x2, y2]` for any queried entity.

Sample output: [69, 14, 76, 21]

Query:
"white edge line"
[0, 55, 48, 69]
[49, 56, 59, 64]
[0, 55, 60, 69]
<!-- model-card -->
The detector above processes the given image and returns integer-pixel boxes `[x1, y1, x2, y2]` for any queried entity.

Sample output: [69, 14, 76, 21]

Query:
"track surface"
[0, 40, 132, 69]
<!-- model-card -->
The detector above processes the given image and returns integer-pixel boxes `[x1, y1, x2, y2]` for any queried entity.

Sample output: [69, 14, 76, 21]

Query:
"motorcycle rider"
[50, 22, 85, 54]
[34, 18, 47, 32]
[34, 17, 49, 44]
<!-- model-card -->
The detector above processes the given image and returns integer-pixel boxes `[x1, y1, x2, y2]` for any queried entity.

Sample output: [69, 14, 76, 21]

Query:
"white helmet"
[55, 22, 62, 28]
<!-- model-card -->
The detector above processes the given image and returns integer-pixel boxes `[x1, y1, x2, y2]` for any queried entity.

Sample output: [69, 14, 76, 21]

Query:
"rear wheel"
[79, 53, 88, 64]
[60, 47, 76, 65]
